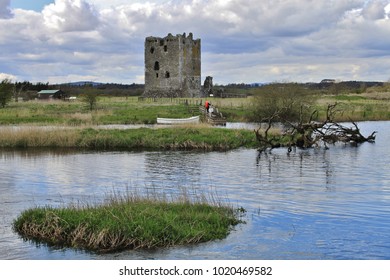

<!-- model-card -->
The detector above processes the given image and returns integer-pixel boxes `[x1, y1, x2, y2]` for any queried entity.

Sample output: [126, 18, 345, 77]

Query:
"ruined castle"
[143, 33, 201, 98]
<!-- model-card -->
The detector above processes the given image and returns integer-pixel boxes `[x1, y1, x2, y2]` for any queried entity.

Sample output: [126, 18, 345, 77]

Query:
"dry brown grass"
[0, 127, 80, 148]
[360, 91, 390, 100]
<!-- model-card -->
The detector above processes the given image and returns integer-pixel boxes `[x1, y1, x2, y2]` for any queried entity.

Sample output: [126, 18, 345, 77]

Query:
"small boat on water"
[157, 115, 200, 125]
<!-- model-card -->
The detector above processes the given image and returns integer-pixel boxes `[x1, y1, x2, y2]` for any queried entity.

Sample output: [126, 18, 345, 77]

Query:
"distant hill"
[59, 81, 144, 89]
[60, 81, 104, 87]
[250, 83, 266, 87]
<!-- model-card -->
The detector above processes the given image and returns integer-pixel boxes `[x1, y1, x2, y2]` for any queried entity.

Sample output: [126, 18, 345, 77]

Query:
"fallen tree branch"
[255, 103, 377, 153]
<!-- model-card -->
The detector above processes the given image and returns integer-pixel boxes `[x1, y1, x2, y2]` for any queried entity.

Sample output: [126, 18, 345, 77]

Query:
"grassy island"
[13, 193, 244, 253]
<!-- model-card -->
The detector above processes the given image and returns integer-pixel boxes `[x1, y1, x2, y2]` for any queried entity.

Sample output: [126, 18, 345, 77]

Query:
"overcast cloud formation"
[1, 0, 390, 84]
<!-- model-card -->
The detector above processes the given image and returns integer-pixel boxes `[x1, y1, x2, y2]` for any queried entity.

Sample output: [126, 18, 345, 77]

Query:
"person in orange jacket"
[205, 100, 209, 112]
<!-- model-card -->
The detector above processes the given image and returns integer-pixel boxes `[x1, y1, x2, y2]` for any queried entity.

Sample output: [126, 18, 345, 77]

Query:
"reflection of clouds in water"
[1, 150, 147, 205]
[144, 151, 203, 187]
[1, 121, 390, 259]
[253, 141, 390, 220]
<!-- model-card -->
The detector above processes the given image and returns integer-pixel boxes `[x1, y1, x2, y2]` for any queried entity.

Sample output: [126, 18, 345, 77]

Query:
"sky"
[1, 0, 390, 85]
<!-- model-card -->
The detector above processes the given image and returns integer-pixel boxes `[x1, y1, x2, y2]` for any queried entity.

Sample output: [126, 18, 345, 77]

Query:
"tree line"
[0, 79, 145, 107]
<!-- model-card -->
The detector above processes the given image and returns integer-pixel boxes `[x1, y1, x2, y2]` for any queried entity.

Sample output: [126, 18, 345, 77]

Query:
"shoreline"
[0, 125, 259, 151]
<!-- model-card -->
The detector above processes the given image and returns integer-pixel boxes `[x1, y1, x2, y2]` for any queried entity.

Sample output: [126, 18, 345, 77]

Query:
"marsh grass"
[0, 127, 81, 148]
[80, 126, 258, 151]
[0, 125, 258, 150]
[13, 188, 244, 253]
[64, 113, 93, 126]
[1, 98, 200, 125]
[2, 94, 390, 126]
[316, 94, 390, 121]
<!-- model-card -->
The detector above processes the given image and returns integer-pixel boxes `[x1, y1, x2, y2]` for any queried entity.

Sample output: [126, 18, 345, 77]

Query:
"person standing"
[205, 100, 209, 112]
[209, 104, 214, 116]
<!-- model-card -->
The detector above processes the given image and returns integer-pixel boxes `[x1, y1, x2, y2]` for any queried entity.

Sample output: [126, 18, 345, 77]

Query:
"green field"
[2, 88, 390, 126]
[0, 97, 202, 125]
[1, 85, 389, 152]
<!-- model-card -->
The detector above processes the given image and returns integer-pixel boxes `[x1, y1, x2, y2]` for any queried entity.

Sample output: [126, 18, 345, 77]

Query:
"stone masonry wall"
[144, 33, 201, 97]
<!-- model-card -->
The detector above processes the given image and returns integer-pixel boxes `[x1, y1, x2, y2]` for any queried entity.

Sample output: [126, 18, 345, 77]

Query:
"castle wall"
[144, 33, 201, 97]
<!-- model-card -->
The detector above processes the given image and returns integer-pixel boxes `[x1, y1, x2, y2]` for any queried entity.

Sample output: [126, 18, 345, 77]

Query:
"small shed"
[37, 90, 68, 100]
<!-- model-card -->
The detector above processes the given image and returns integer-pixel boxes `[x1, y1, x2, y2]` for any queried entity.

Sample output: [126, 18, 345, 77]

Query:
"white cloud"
[42, 0, 99, 32]
[1, 0, 390, 84]
[0, 72, 17, 81]
[362, 0, 387, 20]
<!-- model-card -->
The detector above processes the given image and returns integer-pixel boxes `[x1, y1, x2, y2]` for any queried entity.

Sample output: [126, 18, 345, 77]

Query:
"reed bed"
[13, 189, 244, 253]
[0, 127, 81, 148]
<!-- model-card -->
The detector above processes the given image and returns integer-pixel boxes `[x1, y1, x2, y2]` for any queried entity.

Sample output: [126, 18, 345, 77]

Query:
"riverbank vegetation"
[215, 82, 390, 122]
[13, 190, 244, 253]
[1, 83, 390, 126]
[1, 92, 389, 126]
[0, 126, 258, 151]
[1, 80, 389, 151]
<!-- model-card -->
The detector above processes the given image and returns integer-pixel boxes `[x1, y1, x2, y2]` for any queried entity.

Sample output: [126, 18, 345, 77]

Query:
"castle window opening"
[156, 73, 159, 78]
[154, 61, 160, 70]
[164, 45, 168, 52]
[160, 40, 164, 46]
[165, 71, 170, 78]
[150, 47, 155, 54]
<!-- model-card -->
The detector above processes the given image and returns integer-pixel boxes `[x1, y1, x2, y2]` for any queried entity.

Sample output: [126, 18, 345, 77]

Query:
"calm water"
[1, 121, 389, 260]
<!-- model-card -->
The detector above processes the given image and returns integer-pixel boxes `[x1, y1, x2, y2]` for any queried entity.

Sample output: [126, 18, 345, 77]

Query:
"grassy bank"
[315, 93, 390, 121]
[0, 126, 259, 151]
[0, 97, 201, 126]
[13, 192, 244, 253]
[2, 92, 390, 126]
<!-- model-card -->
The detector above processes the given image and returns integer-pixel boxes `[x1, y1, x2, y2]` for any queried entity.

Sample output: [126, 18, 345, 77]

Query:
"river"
[1, 121, 389, 260]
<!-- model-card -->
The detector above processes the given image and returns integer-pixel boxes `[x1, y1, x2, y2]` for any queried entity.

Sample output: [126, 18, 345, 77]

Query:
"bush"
[250, 83, 317, 123]
[0, 79, 13, 108]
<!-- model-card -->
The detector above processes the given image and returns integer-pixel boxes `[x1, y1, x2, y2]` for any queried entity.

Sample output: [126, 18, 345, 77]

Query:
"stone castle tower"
[143, 33, 201, 97]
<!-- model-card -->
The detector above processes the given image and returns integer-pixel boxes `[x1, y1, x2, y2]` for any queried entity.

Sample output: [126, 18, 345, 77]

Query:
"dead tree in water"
[255, 103, 377, 153]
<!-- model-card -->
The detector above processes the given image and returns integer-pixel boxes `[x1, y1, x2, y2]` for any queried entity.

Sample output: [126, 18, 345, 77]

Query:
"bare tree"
[13, 83, 25, 102]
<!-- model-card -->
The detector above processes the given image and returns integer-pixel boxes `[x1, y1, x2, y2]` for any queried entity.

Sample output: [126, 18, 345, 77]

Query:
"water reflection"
[256, 148, 337, 190]
[145, 151, 204, 186]
[1, 121, 390, 260]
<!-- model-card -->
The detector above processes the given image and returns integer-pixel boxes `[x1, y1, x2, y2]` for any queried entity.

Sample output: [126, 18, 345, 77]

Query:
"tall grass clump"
[13, 189, 244, 253]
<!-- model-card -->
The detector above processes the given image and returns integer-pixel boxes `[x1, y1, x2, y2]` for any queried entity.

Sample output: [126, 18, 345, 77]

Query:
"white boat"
[157, 115, 200, 125]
